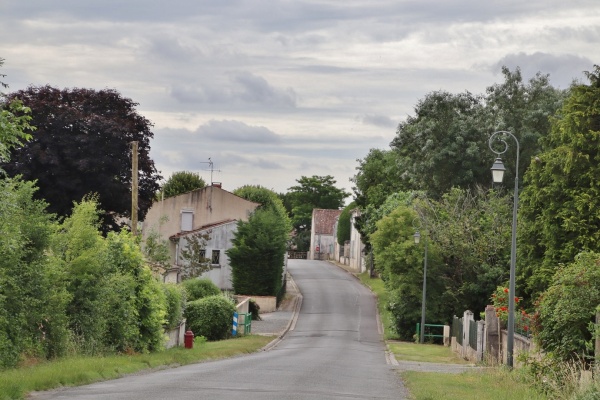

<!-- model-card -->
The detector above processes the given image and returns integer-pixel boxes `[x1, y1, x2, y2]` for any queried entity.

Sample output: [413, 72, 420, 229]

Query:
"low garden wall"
[165, 321, 186, 349]
[451, 307, 537, 367]
[250, 295, 277, 313]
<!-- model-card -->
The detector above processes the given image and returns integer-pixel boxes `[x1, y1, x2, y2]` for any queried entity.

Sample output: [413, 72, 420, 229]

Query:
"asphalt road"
[32, 260, 407, 399]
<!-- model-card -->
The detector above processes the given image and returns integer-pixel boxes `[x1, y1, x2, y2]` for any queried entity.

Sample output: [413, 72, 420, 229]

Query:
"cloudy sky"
[1, 1, 598, 197]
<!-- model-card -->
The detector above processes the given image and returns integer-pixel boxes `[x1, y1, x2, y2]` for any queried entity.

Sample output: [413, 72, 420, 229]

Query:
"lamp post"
[489, 130, 519, 368]
[413, 219, 427, 344]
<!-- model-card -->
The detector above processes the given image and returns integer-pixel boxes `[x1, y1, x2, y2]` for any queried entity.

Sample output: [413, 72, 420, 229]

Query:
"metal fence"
[452, 316, 463, 345]
[469, 319, 478, 349]
[287, 251, 307, 259]
[515, 311, 533, 338]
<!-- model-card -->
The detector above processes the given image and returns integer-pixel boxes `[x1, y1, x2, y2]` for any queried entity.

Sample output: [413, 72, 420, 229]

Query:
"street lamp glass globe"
[491, 157, 506, 183]
[413, 231, 421, 245]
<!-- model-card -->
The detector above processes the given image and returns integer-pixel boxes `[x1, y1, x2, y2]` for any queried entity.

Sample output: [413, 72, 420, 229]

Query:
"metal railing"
[416, 323, 445, 341]
[287, 251, 307, 259]
[239, 312, 252, 335]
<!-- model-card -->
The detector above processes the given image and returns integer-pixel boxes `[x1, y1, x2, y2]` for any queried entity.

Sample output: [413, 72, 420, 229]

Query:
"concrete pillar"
[485, 304, 500, 364]
[443, 325, 451, 346]
[462, 310, 473, 359]
[477, 320, 485, 362]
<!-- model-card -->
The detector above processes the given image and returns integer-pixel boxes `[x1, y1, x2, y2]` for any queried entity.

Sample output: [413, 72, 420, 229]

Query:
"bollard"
[232, 312, 238, 336]
[184, 330, 194, 349]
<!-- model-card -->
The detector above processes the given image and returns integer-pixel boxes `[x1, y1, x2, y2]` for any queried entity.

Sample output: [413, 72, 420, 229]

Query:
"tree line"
[353, 64, 600, 361]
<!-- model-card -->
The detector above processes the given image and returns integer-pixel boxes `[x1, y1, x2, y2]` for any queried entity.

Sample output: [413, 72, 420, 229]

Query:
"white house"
[309, 208, 342, 261]
[141, 184, 259, 288]
[169, 219, 239, 289]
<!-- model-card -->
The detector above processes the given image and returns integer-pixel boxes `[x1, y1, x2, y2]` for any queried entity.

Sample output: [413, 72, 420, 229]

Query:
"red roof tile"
[312, 209, 342, 235]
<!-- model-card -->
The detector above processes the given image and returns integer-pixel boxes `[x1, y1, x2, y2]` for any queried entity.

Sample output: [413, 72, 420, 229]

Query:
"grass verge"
[355, 271, 545, 399]
[0, 335, 273, 400]
[388, 341, 470, 364]
[401, 368, 547, 400]
[357, 271, 400, 340]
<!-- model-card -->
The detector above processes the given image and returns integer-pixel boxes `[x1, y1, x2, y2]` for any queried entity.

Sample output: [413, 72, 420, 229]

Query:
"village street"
[32, 260, 407, 399]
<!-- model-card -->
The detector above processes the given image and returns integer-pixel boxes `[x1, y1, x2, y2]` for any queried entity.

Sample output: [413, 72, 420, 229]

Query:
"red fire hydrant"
[184, 330, 194, 349]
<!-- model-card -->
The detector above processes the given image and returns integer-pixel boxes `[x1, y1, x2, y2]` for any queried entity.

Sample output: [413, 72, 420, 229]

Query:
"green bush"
[249, 299, 261, 321]
[101, 273, 139, 353]
[387, 285, 422, 341]
[162, 283, 187, 330]
[337, 202, 355, 245]
[0, 178, 70, 368]
[184, 295, 236, 341]
[537, 251, 600, 361]
[134, 267, 167, 352]
[182, 278, 221, 302]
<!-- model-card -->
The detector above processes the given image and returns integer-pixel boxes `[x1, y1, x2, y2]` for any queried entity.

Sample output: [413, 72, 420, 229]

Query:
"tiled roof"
[312, 209, 342, 235]
[169, 219, 237, 240]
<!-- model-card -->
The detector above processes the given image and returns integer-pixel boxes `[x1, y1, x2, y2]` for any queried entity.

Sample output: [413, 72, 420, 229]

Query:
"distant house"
[141, 184, 260, 288]
[309, 208, 342, 261]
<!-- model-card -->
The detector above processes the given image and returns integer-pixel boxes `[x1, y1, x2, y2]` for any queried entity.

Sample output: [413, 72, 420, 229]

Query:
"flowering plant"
[491, 286, 517, 323]
[490, 285, 534, 335]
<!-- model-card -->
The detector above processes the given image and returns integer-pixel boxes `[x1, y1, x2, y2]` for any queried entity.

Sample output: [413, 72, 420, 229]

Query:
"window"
[211, 250, 220, 265]
[198, 249, 206, 262]
[181, 210, 193, 231]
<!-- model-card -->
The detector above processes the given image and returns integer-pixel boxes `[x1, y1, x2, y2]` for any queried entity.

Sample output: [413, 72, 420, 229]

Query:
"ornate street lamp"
[489, 131, 519, 368]
[413, 219, 427, 344]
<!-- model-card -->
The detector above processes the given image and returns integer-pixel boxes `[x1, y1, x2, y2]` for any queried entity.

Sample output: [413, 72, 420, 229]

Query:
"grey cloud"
[234, 72, 297, 107]
[256, 158, 284, 170]
[196, 120, 282, 144]
[297, 65, 362, 74]
[362, 114, 397, 128]
[147, 36, 204, 63]
[170, 72, 296, 108]
[2, 0, 241, 22]
[494, 52, 594, 88]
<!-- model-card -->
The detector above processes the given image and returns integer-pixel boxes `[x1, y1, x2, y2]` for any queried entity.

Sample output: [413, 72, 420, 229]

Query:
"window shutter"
[181, 211, 193, 231]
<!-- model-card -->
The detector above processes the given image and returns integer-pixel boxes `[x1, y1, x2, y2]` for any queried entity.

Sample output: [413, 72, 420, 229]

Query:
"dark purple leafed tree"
[2, 85, 161, 232]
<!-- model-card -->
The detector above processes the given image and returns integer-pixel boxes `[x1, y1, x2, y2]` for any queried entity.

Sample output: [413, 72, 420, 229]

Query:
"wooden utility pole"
[131, 141, 139, 235]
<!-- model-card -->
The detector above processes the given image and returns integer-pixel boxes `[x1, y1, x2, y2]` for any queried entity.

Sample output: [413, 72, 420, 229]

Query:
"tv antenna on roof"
[199, 158, 221, 185]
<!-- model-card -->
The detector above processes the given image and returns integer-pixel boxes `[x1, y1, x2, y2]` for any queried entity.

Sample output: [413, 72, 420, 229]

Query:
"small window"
[211, 250, 220, 265]
[181, 210, 193, 231]
[198, 249, 206, 262]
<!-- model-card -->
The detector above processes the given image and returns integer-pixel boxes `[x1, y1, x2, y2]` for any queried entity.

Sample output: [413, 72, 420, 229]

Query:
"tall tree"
[1, 85, 161, 232]
[227, 208, 288, 296]
[370, 188, 511, 340]
[386, 67, 565, 199]
[351, 148, 404, 211]
[350, 149, 409, 246]
[485, 66, 567, 190]
[286, 175, 349, 251]
[0, 58, 35, 166]
[160, 171, 205, 199]
[233, 184, 291, 232]
[390, 90, 489, 198]
[0, 57, 8, 90]
[336, 202, 356, 245]
[0, 99, 34, 167]
[518, 65, 600, 299]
